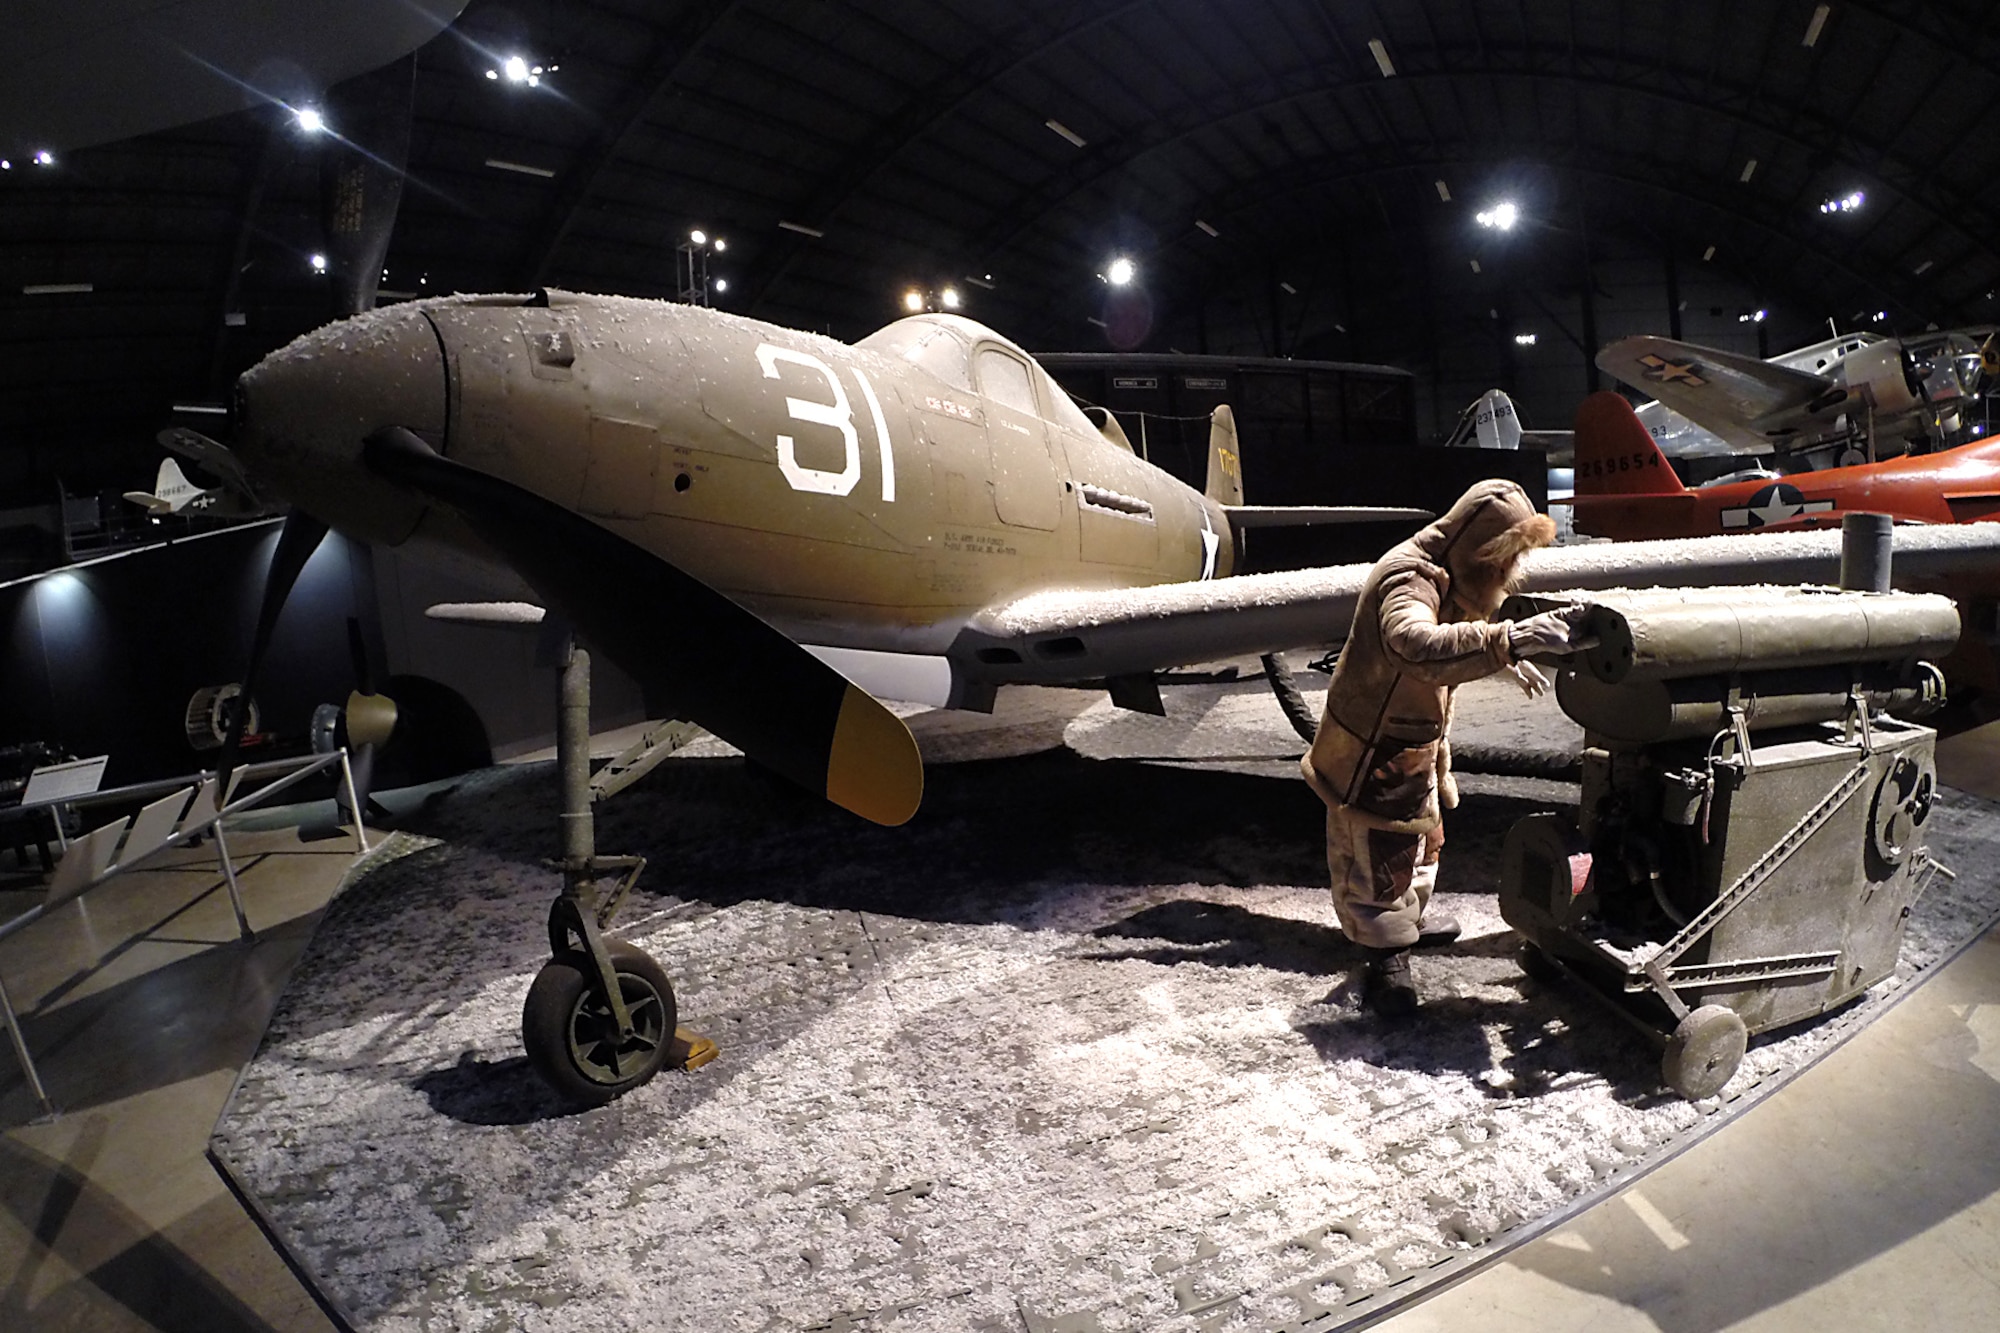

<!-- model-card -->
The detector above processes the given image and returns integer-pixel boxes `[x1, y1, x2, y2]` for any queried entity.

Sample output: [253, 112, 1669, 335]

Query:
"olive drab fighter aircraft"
[208, 288, 2000, 1103]
[221, 290, 1434, 826]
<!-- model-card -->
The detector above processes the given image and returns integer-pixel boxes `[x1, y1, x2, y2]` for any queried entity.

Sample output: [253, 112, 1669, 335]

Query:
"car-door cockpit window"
[857, 320, 974, 392]
[977, 347, 1039, 416]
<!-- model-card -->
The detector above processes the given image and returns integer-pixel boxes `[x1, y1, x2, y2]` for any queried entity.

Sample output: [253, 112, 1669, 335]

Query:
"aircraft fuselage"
[235, 292, 1235, 660]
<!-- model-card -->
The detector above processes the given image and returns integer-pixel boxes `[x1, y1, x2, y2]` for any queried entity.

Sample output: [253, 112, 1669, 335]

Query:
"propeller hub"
[235, 304, 447, 544]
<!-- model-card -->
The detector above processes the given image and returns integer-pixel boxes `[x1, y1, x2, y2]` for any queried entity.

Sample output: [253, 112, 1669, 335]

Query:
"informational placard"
[20, 755, 109, 805]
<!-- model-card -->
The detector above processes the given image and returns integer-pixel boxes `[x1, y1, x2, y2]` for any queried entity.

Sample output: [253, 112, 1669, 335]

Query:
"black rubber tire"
[522, 942, 677, 1106]
[1515, 939, 1563, 985]
[1661, 1004, 1748, 1101]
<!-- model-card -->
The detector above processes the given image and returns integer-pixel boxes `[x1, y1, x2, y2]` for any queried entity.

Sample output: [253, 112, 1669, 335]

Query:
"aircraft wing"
[946, 525, 2000, 690]
[1596, 337, 1837, 450]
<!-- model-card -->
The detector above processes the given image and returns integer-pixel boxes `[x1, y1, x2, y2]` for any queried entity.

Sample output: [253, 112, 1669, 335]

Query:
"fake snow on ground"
[213, 683, 2000, 1332]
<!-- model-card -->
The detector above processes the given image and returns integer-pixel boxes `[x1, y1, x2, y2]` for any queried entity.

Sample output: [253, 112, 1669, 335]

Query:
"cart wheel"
[523, 942, 677, 1106]
[1515, 940, 1563, 984]
[1661, 1004, 1747, 1100]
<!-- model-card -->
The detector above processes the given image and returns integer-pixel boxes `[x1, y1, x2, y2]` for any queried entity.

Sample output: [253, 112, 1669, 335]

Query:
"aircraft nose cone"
[236, 305, 447, 544]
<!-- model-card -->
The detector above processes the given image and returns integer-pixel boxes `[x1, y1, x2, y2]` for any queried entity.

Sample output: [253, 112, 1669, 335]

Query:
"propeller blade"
[217, 508, 329, 792]
[360, 427, 923, 826]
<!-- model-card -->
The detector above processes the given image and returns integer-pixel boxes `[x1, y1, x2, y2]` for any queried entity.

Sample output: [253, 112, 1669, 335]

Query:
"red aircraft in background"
[1569, 390, 2000, 540]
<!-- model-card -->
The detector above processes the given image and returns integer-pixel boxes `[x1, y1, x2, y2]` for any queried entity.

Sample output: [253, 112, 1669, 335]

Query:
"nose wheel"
[524, 940, 676, 1104]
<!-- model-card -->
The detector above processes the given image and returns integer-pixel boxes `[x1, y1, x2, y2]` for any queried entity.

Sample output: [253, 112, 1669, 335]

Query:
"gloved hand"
[1508, 660, 1552, 698]
[1507, 603, 1591, 660]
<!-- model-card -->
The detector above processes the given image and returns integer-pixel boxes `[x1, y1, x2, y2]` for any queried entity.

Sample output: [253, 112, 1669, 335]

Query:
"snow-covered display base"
[211, 679, 2000, 1332]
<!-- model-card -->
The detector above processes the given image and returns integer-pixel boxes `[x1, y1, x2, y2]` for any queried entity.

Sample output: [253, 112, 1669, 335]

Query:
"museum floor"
[3, 693, 1997, 1332]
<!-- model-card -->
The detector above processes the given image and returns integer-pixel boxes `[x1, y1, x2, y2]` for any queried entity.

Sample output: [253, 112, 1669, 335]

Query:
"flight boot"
[1363, 946, 1419, 1018]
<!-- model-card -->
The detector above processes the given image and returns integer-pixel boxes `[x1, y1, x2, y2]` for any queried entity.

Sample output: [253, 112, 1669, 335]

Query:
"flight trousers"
[1325, 803, 1443, 949]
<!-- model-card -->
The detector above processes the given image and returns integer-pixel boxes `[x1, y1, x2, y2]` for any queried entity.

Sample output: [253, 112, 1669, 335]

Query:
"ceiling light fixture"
[1702, 245, 1716, 261]
[1474, 201, 1518, 230]
[310, 254, 328, 272]
[1279, 281, 1297, 295]
[22, 282, 93, 295]
[1195, 219, 1219, 237]
[778, 220, 824, 237]
[965, 275, 995, 290]
[1739, 158, 1757, 183]
[941, 287, 961, 309]
[1434, 179, 1451, 201]
[1914, 259, 1934, 275]
[1803, 4, 1830, 47]
[487, 158, 555, 178]
[903, 290, 925, 312]
[1045, 119, 1087, 148]
[1514, 333, 1537, 346]
[296, 106, 325, 133]
[689, 229, 707, 245]
[488, 54, 555, 86]
[1106, 256, 1136, 286]
[33, 150, 55, 167]
[1818, 191, 1864, 214]
[713, 278, 728, 293]
[1469, 259, 1481, 273]
[1367, 39, 1396, 77]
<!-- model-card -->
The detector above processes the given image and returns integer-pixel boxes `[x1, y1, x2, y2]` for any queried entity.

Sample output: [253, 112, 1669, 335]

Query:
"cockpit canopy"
[859, 314, 1102, 439]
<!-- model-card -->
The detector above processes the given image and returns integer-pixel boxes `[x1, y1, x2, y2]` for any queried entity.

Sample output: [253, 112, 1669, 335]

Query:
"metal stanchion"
[0, 973, 53, 1118]
[336, 749, 371, 855]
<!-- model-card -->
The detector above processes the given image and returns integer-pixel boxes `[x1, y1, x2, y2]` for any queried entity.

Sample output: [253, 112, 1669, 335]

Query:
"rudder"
[1205, 404, 1245, 505]
[1573, 391, 1684, 496]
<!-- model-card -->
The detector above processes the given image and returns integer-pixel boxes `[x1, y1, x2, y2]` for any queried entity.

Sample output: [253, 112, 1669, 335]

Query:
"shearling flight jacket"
[1301, 479, 1552, 833]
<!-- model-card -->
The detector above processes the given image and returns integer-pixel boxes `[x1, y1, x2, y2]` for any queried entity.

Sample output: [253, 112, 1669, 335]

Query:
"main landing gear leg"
[519, 637, 718, 1106]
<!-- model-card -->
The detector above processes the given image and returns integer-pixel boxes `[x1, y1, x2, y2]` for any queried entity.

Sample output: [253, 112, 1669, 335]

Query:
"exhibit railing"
[0, 749, 368, 1120]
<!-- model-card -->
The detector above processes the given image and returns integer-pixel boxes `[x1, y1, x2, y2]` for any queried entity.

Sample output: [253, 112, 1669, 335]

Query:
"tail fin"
[1205, 405, 1244, 505]
[1444, 389, 1523, 449]
[157, 458, 191, 497]
[1573, 391, 1685, 496]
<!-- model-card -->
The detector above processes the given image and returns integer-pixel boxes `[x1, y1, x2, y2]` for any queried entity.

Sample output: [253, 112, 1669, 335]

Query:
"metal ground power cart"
[1498, 582, 1959, 1099]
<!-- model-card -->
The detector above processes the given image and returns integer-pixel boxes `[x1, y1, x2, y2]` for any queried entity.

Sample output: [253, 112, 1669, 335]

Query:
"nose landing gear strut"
[519, 634, 717, 1105]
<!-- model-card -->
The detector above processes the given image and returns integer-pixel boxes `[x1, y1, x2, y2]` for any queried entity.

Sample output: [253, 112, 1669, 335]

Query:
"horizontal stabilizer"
[1224, 505, 1431, 528]
[121, 491, 172, 514]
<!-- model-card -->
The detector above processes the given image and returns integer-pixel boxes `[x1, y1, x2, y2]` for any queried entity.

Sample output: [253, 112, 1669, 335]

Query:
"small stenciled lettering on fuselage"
[942, 531, 1018, 557]
[755, 343, 896, 501]
[1577, 451, 1666, 479]
[924, 395, 978, 422]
